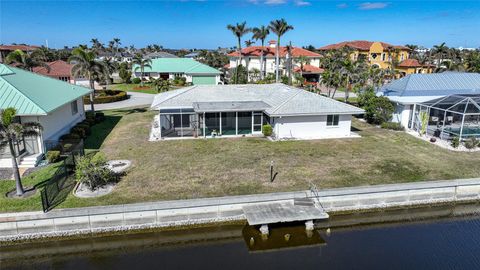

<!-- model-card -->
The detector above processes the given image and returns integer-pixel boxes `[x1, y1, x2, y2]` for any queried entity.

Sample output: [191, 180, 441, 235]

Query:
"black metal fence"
[40, 140, 84, 213]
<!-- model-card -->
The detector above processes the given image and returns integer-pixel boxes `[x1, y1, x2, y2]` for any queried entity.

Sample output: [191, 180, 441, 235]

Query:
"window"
[327, 115, 339, 126]
[71, 100, 78, 115]
[382, 53, 386, 61]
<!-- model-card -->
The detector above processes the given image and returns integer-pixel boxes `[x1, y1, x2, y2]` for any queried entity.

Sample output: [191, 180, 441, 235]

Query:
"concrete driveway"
[84, 92, 154, 111]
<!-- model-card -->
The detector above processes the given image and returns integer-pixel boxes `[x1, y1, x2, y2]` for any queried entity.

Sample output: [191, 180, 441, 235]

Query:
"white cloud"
[264, 0, 287, 5]
[337, 3, 348, 9]
[358, 2, 389, 10]
[295, 0, 311, 6]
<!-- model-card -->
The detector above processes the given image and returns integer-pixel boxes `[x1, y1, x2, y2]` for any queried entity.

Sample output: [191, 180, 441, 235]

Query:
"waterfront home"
[319, 40, 433, 76]
[0, 64, 91, 168]
[132, 58, 222, 85]
[379, 72, 480, 140]
[150, 83, 364, 140]
[227, 41, 322, 83]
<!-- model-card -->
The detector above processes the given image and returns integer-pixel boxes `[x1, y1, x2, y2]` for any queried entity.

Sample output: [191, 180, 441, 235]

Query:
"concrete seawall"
[1, 178, 480, 243]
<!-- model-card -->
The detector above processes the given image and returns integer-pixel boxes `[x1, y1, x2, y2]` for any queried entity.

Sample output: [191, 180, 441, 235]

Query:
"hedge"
[83, 90, 128, 104]
[380, 122, 404, 131]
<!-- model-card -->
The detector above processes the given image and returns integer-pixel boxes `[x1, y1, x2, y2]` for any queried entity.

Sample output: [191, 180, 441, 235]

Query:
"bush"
[59, 133, 81, 141]
[76, 124, 91, 135]
[132, 77, 141, 84]
[85, 111, 95, 120]
[451, 137, 460, 148]
[380, 122, 404, 131]
[75, 153, 117, 191]
[464, 137, 479, 149]
[262, 124, 273, 136]
[83, 90, 127, 104]
[46, 151, 61, 163]
[95, 112, 105, 123]
[358, 87, 394, 125]
[71, 126, 86, 138]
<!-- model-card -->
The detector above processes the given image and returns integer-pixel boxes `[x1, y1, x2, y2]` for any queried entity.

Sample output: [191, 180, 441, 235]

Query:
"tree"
[152, 78, 171, 92]
[465, 51, 480, 73]
[113, 38, 121, 55]
[405, 44, 419, 59]
[227, 22, 251, 84]
[296, 55, 311, 85]
[132, 54, 152, 86]
[119, 64, 132, 83]
[244, 40, 254, 47]
[360, 92, 395, 124]
[5, 49, 49, 71]
[268, 18, 294, 83]
[69, 47, 107, 112]
[90, 38, 104, 52]
[252, 26, 270, 80]
[0, 108, 42, 196]
[432, 42, 449, 70]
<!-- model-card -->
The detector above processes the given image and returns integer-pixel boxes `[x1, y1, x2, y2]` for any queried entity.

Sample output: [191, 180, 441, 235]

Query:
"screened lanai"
[412, 94, 480, 141]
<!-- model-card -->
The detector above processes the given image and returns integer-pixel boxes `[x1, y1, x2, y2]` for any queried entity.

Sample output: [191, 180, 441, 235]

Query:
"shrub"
[83, 90, 127, 104]
[451, 137, 460, 148]
[380, 122, 404, 131]
[358, 88, 394, 125]
[62, 143, 73, 152]
[59, 133, 81, 141]
[119, 67, 132, 83]
[71, 126, 86, 138]
[75, 153, 117, 191]
[46, 151, 61, 163]
[464, 137, 479, 149]
[132, 77, 141, 84]
[95, 112, 105, 122]
[262, 124, 273, 136]
[76, 124, 91, 135]
[86, 111, 95, 119]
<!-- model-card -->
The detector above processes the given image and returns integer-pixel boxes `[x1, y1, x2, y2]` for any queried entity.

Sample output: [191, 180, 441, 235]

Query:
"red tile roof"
[227, 46, 320, 58]
[318, 40, 408, 51]
[0, 44, 40, 51]
[294, 65, 324, 74]
[398, 59, 434, 68]
[32, 60, 73, 77]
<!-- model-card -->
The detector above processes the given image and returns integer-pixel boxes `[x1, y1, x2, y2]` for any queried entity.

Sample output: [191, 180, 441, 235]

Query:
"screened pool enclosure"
[158, 101, 269, 138]
[413, 94, 480, 141]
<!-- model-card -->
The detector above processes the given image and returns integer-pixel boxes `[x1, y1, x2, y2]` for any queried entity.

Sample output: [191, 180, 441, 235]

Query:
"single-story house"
[0, 64, 92, 168]
[379, 72, 480, 130]
[150, 83, 364, 140]
[132, 58, 222, 85]
[32, 60, 99, 88]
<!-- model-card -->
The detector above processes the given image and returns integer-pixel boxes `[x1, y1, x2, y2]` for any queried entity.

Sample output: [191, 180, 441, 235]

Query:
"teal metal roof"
[0, 64, 92, 116]
[132, 58, 221, 75]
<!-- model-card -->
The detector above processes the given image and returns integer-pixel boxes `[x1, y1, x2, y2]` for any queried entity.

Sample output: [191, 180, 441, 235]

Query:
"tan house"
[318, 40, 433, 76]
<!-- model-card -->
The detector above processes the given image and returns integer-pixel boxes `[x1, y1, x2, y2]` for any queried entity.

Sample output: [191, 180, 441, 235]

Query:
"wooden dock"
[242, 201, 329, 226]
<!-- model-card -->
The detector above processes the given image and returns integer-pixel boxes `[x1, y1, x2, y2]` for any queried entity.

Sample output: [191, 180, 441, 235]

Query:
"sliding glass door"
[204, 112, 220, 136]
[237, 112, 252, 135]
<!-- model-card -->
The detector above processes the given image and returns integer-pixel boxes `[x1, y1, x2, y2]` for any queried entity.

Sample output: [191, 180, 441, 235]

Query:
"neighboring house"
[0, 64, 91, 168]
[132, 58, 222, 85]
[378, 72, 480, 129]
[144, 51, 178, 59]
[184, 52, 200, 59]
[227, 40, 322, 81]
[96, 51, 133, 63]
[0, 44, 40, 63]
[150, 83, 364, 140]
[31, 60, 96, 88]
[318, 40, 433, 76]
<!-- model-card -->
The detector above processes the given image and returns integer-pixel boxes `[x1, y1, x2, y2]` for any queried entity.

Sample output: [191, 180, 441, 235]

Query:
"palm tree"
[296, 55, 311, 86]
[132, 54, 152, 86]
[432, 42, 449, 69]
[5, 49, 49, 71]
[405, 44, 419, 59]
[268, 19, 294, 83]
[90, 38, 103, 52]
[227, 22, 251, 84]
[69, 47, 107, 112]
[0, 108, 42, 196]
[252, 26, 270, 80]
[113, 38, 121, 54]
[244, 40, 254, 47]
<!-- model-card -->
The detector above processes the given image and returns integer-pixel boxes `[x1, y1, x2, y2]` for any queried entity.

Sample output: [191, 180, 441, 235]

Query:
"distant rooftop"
[144, 51, 178, 59]
[133, 58, 220, 75]
[151, 83, 364, 116]
[32, 60, 73, 77]
[318, 40, 408, 51]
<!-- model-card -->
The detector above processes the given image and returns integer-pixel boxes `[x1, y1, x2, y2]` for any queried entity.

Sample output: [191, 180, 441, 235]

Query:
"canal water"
[2, 203, 480, 270]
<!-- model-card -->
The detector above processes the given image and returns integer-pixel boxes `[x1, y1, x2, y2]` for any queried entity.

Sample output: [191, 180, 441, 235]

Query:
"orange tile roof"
[397, 59, 434, 68]
[318, 40, 408, 51]
[0, 45, 40, 51]
[294, 64, 324, 74]
[32, 60, 73, 77]
[228, 46, 320, 58]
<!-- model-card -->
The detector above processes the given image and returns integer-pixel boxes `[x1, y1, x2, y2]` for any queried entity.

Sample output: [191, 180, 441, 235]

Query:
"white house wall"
[273, 114, 352, 140]
[230, 57, 321, 74]
[391, 103, 412, 128]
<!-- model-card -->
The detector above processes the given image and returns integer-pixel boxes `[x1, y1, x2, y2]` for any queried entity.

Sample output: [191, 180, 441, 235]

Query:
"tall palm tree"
[90, 38, 104, 52]
[252, 26, 270, 80]
[405, 44, 419, 59]
[227, 22, 251, 84]
[5, 49, 49, 71]
[132, 54, 152, 86]
[432, 42, 449, 69]
[0, 108, 42, 196]
[113, 38, 121, 54]
[69, 47, 107, 112]
[268, 19, 294, 83]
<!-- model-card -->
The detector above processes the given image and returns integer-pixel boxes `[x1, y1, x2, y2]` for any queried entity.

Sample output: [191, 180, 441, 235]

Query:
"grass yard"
[2, 107, 480, 212]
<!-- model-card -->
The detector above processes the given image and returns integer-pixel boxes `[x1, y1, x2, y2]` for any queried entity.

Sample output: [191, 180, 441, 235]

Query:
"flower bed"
[83, 90, 128, 104]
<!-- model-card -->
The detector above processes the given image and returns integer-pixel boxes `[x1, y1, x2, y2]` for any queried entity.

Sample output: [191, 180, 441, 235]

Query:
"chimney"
[268, 40, 277, 48]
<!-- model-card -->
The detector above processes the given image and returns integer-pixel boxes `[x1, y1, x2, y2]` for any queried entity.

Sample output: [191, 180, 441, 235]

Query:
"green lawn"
[2, 107, 480, 213]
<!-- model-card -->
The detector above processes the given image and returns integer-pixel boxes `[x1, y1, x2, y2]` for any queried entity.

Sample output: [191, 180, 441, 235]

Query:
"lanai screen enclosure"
[413, 94, 480, 141]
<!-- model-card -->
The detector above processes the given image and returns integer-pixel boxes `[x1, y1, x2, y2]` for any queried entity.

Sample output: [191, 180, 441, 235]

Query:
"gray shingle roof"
[144, 51, 178, 59]
[381, 72, 480, 97]
[151, 84, 364, 116]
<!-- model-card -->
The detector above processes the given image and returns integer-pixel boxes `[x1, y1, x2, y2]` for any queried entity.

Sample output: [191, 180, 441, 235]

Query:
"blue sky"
[1, 0, 479, 49]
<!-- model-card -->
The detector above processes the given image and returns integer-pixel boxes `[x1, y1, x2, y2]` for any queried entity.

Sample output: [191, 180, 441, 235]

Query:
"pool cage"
[413, 94, 480, 141]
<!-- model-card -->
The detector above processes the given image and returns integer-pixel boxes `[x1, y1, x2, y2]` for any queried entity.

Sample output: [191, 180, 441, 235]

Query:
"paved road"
[84, 92, 154, 111]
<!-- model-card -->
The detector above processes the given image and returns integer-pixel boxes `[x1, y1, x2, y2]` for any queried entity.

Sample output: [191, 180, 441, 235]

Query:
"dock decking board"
[242, 202, 329, 226]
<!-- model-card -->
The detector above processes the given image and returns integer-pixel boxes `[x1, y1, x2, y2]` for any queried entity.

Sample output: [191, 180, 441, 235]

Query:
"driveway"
[84, 92, 154, 111]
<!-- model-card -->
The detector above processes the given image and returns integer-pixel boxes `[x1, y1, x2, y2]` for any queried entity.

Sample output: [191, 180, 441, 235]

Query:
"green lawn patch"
[3, 107, 480, 213]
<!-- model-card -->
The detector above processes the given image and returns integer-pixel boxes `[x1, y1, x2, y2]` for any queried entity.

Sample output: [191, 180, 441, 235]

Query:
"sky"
[1, 0, 479, 49]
